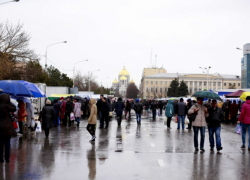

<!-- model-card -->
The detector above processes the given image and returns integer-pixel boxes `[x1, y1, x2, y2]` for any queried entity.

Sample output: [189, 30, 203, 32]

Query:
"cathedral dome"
[113, 78, 118, 84]
[120, 76, 127, 80]
[119, 66, 130, 76]
[130, 79, 135, 83]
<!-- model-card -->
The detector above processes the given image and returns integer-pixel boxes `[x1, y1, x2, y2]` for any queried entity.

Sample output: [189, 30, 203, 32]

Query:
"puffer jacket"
[238, 100, 250, 124]
[188, 103, 209, 127]
[88, 98, 97, 125]
[0, 94, 17, 137]
[40, 104, 54, 128]
[165, 100, 174, 117]
[207, 107, 224, 128]
[115, 101, 125, 115]
[134, 103, 143, 114]
[74, 102, 82, 118]
[177, 102, 186, 116]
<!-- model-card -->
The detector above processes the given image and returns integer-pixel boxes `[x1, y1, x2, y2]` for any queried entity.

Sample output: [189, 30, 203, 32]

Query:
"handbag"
[81, 111, 83, 115]
[70, 113, 75, 121]
[13, 121, 18, 129]
[175, 116, 178, 123]
[188, 105, 198, 122]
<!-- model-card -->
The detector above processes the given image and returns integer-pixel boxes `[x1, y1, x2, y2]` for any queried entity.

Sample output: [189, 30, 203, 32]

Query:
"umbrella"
[0, 80, 33, 97]
[192, 91, 222, 101]
[240, 92, 250, 101]
[73, 96, 83, 101]
[225, 90, 245, 98]
[0, 88, 3, 92]
[19, 80, 46, 97]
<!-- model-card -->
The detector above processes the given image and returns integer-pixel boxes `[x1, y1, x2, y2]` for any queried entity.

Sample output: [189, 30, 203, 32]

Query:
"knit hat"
[246, 96, 250, 100]
[46, 99, 51, 105]
[136, 99, 139, 103]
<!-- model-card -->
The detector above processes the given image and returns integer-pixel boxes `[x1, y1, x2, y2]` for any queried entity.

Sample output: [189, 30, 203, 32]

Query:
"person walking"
[230, 100, 238, 125]
[207, 100, 223, 152]
[39, 100, 54, 138]
[26, 102, 34, 134]
[151, 100, 157, 120]
[17, 100, 27, 135]
[100, 97, 110, 129]
[159, 101, 163, 115]
[114, 97, 125, 126]
[224, 100, 231, 124]
[188, 97, 209, 152]
[87, 98, 97, 142]
[53, 99, 60, 126]
[238, 101, 242, 112]
[74, 99, 82, 127]
[97, 95, 103, 119]
[60, 98, 67, 126]
[65, 97, 74, 126]
[165, 100, 174, 129]
[237, 96, 250, 150]
[125, 100, 131, 118]
[176, 98, 186, 130]
[134, 99, 143, 125]
[186, 99, 193, 129]
[0, 94, 17, 163]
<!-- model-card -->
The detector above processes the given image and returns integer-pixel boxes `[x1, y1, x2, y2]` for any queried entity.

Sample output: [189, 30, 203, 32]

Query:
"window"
[218, 83, 221, 86]
[151, 87, 153, 92]
[199, 82, 202, 86]
[165, 81, 167, 85]
[156, 81, 158, 85]
[234, 83, 236, 86]
[213, 83, 215, 86]
[165, 88, 167, 92]
[146, 81, 148, 85]
[155, 87, 158, 93]
[224, 83, 226, 86]
[146, 87, 148, 92]
[204, 82, 206, 85]
[190, 82, 192, 85]
[194, 82, 197, 86]
[160, 81, 162, 85]
[160, 88, 162, 93]
[151, 81, 153, 85]
[238, 83, 241, 86]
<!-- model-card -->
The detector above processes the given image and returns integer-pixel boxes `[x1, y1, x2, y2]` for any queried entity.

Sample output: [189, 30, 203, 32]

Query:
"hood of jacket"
[0, 93, 10, 103]
[246, 100, 250, 104]
[168, 100, 173, 104]
[90, 98, 96, 105]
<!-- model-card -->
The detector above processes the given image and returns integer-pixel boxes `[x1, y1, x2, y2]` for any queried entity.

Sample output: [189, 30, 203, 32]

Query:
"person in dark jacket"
[134, 99, 143, 125]
[176, 98, 186, 130]
[81, 98, 86, 118]
[100, 97, 110, 129]
[186, 99, 193, 129]
[159, 101, 163, 115]
[207, 100, 223, 152]
[150, 100, 157, 120]
[114, 97, 125, 126]
[97, 95, 103, 119]
[39, 100, 54, 138]
[65, 97, 74, 126]
[125, 100, 131, 118]
[230, 100, 238, 125]
[53, 99, 60, 126]
[0, 94, 17, 163]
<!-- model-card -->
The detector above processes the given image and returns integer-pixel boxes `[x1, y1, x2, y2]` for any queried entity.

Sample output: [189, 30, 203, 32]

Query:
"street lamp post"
[0, 0, 19, 5]
[73, 59, 88, 88]
[45, 41, 67, 71]
[200, 66, 211, 90]
[88, 69, 100, 92]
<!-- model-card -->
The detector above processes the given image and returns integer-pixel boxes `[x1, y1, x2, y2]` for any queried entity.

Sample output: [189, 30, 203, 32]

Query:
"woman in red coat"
[60, 97, 67, 126]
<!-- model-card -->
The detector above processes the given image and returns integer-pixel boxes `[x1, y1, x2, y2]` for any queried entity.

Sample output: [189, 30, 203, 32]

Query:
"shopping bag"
[31, 120, 36, 128]
[185, 117, 189, 124]
[158, 110, 161, 116]
[36, 121, 42, 132]
[164, 117, 167, 125]
[70, 113, 75, 121]
[175, 116, 178, 123]
[15, 121, 20, 132]
[13, 121, 18, 129]
[235, 124, 241, 135]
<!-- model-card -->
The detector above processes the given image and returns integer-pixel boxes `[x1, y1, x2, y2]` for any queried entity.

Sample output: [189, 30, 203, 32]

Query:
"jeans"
[242, 123, 250, 147]
[75, 117, 80, 123]
[178, 115, 185, 129]
[193, 126, 205, 149]
[167, 117, 172, 127]
[136, 113, 142, 124]
[54, 115, 58, 125]
[152, 109, 156, 120]
[0, 136, 11, 161]
[208, 127, 222, 149]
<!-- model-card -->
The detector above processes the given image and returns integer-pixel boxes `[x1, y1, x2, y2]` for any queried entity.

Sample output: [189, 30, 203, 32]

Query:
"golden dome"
[119, 66, 130, 76]
[120, 76, 127, 80]
[130, 79, 135, 83]
[113, 78, 118, 84]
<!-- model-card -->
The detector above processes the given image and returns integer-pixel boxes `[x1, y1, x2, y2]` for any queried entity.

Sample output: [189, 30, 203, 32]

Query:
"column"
[202, 81, 204, 90]
[192, 81, 194, 94]
[216, 80, 218, 90]
[221, 80, 222, 89]
[188, 81, 190, 93]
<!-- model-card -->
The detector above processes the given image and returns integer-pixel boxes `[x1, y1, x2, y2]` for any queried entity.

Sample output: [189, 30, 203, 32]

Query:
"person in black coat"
[39, 100, 54, 138]
[53, 99, 60, 126]
[134, 99, 143, 125]
[159, 101, 163, 115]
[97, 95, 103, 119]
[0, 94, 17, 163]
[150, 100, 158, 120]
[100, 97, 110, 129]
[65, 97, 74, 126]
[114, 97, 125, 125]
[125, 100, 132, 118]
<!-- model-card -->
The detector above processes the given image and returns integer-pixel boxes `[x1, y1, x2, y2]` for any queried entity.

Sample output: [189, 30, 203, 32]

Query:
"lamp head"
[63, 41, 67, 43]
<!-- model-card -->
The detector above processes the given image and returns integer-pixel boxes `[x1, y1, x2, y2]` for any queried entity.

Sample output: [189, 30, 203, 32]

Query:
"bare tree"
[74, 71, 85, 90]
[126, 83, 139, 99]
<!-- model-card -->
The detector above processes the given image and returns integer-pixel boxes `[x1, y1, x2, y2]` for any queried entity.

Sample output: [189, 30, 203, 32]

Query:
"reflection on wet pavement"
[1, 112, 250, 180]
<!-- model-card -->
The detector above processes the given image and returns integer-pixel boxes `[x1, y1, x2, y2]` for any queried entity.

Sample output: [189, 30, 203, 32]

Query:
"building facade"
[140, 68, 241, 99]
[112, 66, 134, 97]
[241, 43, 250, 88]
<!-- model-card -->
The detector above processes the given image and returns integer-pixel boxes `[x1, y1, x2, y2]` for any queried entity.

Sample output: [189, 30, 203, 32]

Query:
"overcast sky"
[1, 0, 250, 87]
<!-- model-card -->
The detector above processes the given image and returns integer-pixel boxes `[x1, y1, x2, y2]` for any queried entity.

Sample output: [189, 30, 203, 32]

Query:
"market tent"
[48, 94, 75, 102]
[240, 92, 250, 101]
[225, 90, 245, 98]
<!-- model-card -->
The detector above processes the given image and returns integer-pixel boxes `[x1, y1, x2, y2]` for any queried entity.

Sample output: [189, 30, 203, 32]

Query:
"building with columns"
[140, 68, 241, 99]
[112, 66, 134, 97]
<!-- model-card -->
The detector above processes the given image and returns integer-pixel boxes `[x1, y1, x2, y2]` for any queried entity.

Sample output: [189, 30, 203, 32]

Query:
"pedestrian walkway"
[1, 112, 249, 180]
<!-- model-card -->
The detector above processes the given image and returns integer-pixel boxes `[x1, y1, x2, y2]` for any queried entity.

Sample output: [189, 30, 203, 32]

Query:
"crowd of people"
[1, 92, 250, 164]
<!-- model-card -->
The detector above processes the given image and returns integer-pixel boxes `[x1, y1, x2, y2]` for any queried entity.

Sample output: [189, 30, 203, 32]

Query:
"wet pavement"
[1, 112, 250, 180]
